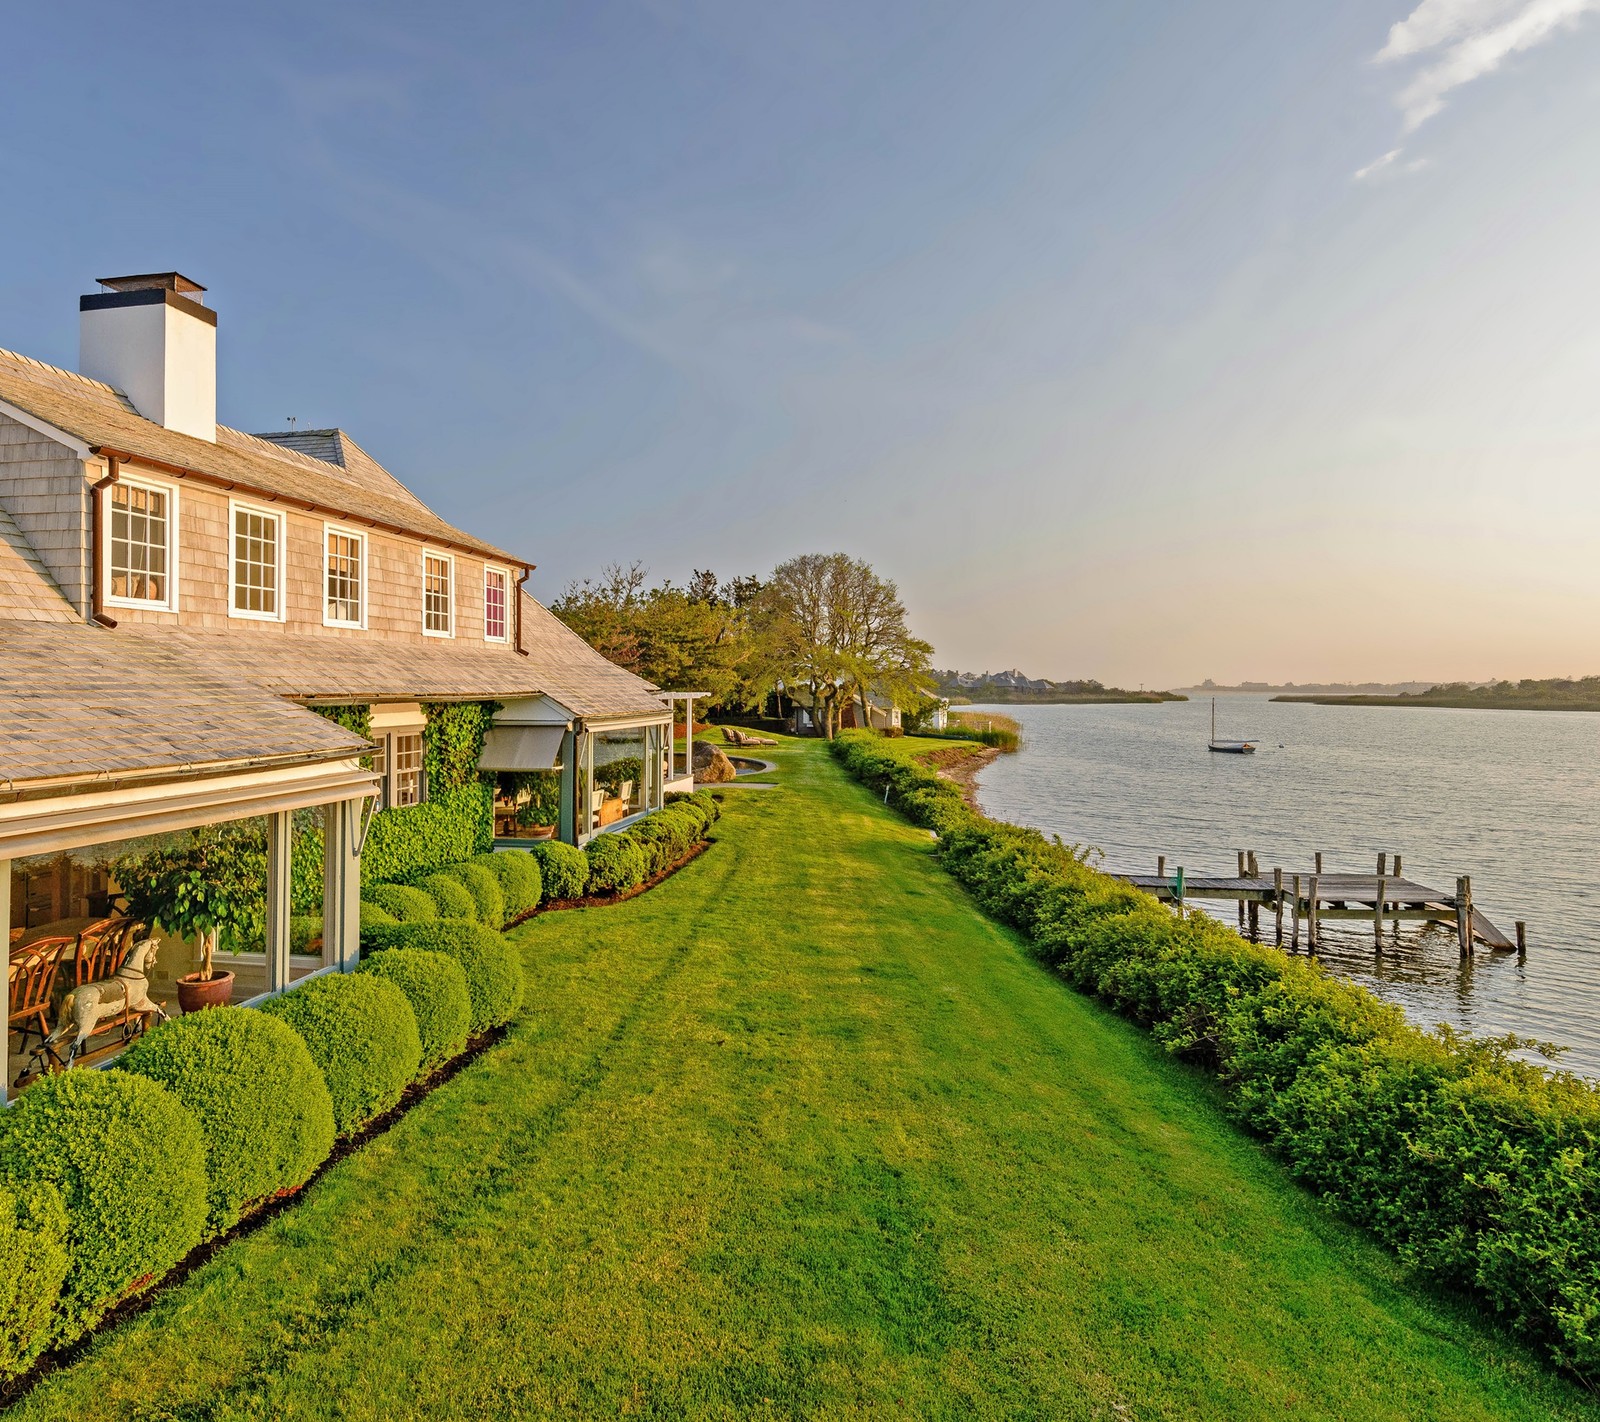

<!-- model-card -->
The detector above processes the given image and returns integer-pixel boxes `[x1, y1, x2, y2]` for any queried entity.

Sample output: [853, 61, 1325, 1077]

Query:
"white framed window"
[422, 551, 453, 637]
[230, 501, 285, 621]
[323, 524, 366, 628]
[104, 475, 179, 610]
[391, 731, 425, 806]
[484, 566, 509, 642]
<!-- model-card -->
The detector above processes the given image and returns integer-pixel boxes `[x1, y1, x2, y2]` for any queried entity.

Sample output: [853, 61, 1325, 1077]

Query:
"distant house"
[0, 270, 685, 1088]
[786, 686, 902, 735]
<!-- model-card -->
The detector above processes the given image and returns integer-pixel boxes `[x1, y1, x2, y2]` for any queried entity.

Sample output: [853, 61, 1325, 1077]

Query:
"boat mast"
[1211, 697, 1216, 741]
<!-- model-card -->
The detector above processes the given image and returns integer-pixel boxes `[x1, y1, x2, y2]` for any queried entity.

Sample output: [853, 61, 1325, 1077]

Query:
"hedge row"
[829, 728, 1600, 1375]
[0, 913, 521, 1378]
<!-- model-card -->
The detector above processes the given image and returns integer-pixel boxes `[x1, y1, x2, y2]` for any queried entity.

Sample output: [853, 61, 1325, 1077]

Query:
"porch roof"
[117, 623, 546, 704]
[0, 621, 369, 792]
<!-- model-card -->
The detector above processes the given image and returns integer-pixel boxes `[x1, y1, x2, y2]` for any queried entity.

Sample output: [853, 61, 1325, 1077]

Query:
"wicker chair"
[74, 916, 137, 987]
[9, 935, 71, 1056]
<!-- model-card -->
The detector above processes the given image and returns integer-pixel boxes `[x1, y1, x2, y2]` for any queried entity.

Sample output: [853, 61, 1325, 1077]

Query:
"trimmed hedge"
[360, 901, 398, 933]
[290, 914, 324, 953]
[530, 840, 588, 902]
[471, 850, 542, 922]
[618, 802, 711, 877]
[0, 1180, 69, 1379]
[360, 948, 473, 1071]
[416, 872, 476, 921]
[366, 882, 439, 924]
[585, 834, 647, 896]
[831, 729, 1600, 1376]
[436, 861, 505, 928]
[119, 1007, 336, 1235]
[0, 1071, 208, 1337]
[361, 782, 494, 887]
[362, 919, 524, 1033]
[262, 974, 422, 1135]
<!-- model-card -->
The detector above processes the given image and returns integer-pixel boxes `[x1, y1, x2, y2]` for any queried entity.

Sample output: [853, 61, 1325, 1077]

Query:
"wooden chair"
[75, 917, 136, 987]
[9, 935, 71, 1055]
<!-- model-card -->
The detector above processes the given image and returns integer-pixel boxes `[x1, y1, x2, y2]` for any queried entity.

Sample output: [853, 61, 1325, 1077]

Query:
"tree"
[763, 554, 931, 737]
[551, 564, 763, 708]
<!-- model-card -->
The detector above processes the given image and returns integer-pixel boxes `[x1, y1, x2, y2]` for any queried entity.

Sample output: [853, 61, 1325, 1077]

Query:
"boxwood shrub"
[366, 882, 439, 923]
[0, 1070, 208, 1337]
[436, 861, 505, 928]
[415, 871, 476, 921]
[829, 728, 1600, 1376]
[362, 919, 524, 1033]
[530, 840, 588, 902]
[360, 947, 472, 1071]
[471, 850, 542, 922]
[0, 1179, 69, 1379]
[289, 914, 323, 953]
[360, 900, 398, 933]
[119, 1006, 336, 1234]
[585, 834, 646, 896]
[262, 973, 422, 1135]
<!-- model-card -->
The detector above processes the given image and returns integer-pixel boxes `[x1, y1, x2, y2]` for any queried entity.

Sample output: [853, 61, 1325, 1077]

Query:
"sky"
[3, 0, 1599, 689]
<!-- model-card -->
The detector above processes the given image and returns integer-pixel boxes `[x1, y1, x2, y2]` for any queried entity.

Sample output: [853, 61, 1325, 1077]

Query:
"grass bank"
[10, 738, 1595, 1419]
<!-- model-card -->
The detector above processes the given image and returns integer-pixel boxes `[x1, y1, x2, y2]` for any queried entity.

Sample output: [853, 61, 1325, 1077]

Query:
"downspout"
[88, 457, 120, 628]
[514, 567, 532, 656]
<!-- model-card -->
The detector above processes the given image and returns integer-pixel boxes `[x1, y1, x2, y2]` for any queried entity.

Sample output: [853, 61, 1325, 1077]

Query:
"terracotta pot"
[176, 971, 235, 1014]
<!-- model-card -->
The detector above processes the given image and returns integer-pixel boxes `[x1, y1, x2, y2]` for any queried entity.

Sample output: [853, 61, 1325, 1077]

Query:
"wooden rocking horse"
[32, 935, 168, 1073]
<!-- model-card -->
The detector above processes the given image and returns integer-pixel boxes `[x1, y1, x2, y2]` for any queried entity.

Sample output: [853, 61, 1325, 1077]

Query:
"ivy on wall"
[421, 702, 500, 794]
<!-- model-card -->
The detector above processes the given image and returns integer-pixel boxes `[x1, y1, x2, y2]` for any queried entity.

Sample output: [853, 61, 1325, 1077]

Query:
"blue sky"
[4, 1, 1599, 686]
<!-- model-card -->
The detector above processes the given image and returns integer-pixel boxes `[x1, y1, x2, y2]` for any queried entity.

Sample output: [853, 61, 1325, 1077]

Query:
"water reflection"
[971, 697, 1600, 1074]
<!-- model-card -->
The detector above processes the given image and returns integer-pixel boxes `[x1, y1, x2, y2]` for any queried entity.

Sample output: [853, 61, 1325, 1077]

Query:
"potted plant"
[117, 825, 266, 1013]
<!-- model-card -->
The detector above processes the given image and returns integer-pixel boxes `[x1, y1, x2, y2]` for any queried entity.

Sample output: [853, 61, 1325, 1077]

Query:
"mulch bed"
[1, 1023, 510, 1406]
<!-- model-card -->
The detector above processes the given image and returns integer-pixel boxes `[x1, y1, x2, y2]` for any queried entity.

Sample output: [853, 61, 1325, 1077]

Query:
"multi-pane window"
[107, 481, 170, 604]
[391, 732, 424, 807]
[326, 529, 363, 626]
[423, 553, 453, 635]
[232, 506, 281, 617]
[484, 567, 508, 641]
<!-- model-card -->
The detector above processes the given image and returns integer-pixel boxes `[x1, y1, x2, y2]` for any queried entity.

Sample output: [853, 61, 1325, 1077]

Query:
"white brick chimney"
[79, 273, 216, 442]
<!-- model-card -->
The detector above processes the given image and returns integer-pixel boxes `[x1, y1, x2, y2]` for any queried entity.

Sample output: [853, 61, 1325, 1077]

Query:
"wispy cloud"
[1357, 0, 1600, 175]
[1353, 147, 1431, 180]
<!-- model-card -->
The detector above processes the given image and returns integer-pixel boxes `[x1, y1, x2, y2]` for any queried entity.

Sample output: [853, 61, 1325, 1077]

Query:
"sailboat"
[1208, 697, 1256, 754]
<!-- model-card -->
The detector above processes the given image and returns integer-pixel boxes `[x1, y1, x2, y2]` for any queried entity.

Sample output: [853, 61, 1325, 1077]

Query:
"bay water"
[968, 697, 1600, 1075]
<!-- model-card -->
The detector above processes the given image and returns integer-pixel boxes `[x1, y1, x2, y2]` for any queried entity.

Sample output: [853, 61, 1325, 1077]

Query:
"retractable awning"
[478, 724, 567, 772]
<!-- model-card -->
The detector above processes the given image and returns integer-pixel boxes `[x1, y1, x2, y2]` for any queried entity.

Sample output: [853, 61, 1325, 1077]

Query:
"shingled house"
[0, 272, 680, 1079]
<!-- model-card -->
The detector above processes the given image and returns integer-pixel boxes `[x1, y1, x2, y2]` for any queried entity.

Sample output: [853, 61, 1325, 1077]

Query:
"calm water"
[968, 697, 1600, 1074]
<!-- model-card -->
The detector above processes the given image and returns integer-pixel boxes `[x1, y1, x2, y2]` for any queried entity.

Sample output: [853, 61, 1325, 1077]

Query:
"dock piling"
[1516, 921, 1527, 958]
[1157, 854, 1165, 879]
[1377, 852, 1387, 876]
[1394, 854, 1402, 877]
[1274, 867, 1284, 945]
[1308, 875, 1320, 949]
[1315, 852, 1323, 875]
[1456, 876, 1472, 958]
[1374, 877, 1386, 946]
[1291, 874, 1301, 949]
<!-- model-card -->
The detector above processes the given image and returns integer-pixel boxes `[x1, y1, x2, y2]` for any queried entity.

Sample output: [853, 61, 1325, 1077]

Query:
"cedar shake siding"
[0, 410, 90, 617]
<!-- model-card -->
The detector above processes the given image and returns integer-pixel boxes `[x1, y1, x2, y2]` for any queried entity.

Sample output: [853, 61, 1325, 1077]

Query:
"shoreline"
[924, 743, 1001, 809]
[1273, 694, 1600, 711]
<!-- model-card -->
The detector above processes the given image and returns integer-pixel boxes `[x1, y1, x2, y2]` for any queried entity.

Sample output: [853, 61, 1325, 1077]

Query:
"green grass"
[12, 737, 1598, 1420]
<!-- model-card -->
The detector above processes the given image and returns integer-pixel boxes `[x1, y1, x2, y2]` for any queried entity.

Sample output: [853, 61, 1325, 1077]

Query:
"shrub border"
[0, 1023, 509, 1408]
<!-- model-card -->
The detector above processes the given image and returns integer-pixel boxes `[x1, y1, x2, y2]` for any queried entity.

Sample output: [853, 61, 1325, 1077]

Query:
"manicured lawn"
[11, 737, 1597, 1419]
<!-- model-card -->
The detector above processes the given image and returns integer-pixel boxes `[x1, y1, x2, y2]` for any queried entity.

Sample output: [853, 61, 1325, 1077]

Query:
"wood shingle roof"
[0, 348, 526, 567]
[0, 622, 369, 789]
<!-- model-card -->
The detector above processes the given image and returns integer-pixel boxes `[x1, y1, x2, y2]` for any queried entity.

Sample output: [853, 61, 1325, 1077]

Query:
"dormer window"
[230, 502, 284, 621]
[105, 477, 177, 610]
[484, 567, 509, 642]
[423, 552, 453, 637]
[325, 525, 365, 628]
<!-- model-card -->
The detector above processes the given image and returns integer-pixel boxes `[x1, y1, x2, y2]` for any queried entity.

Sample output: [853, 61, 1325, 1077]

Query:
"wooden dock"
[1118, 852, 1521, 956]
